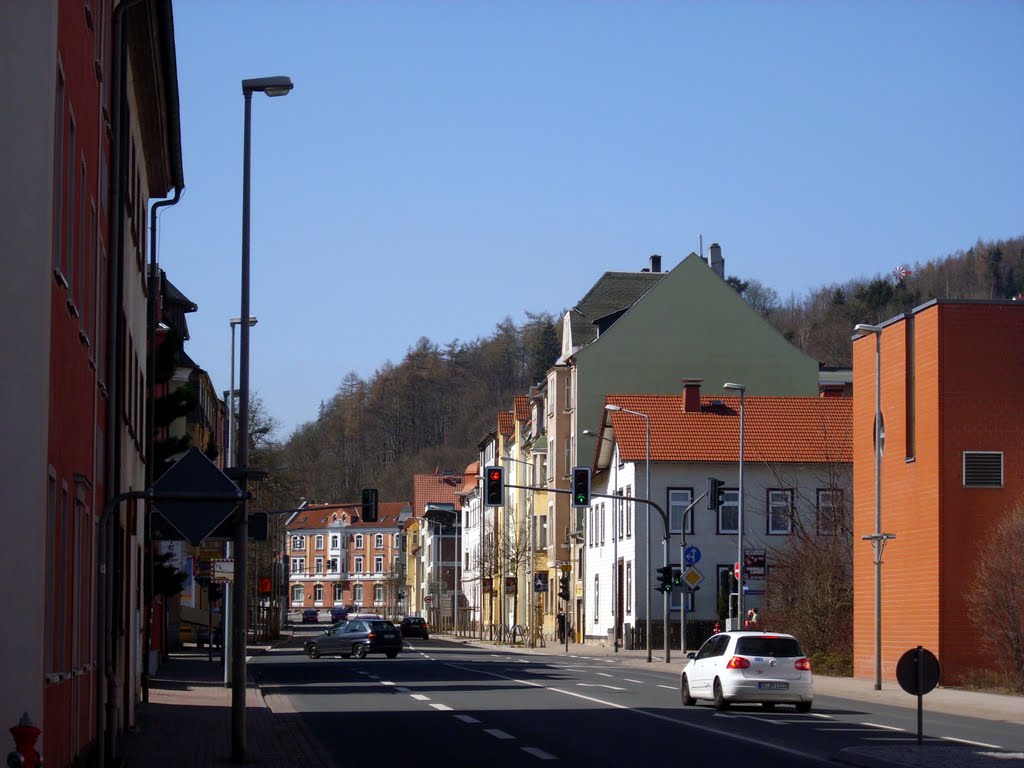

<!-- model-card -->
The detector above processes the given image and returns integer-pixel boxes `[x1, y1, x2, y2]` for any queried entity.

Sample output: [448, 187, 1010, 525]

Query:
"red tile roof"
[498, 411, 514, 437]
[602, 394, 852, 465]
[514, 395, 530, 422]
[412, 472, 465, 516]
[286, 501, 409, 531]
[460, 461, 480, 494]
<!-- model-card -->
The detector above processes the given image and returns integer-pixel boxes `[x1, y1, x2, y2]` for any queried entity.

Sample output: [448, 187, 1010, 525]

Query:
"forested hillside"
[274, 236, 1023, 504]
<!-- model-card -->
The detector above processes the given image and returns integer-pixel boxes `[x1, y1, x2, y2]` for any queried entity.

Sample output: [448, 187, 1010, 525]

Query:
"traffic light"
[656, 565, 674, 593]
[672, 569, 683, 588]
[361, 487, 379, 522]
[208, 581, 222, 603]
[484, 466, 505, 507]
[707, 477, 723, 510]
[558, 573, 571, 601]
[571, 466, 591, 508]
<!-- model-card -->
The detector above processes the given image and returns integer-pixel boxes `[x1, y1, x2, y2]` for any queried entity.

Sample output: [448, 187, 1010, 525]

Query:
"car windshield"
[735, 636, 803, 658]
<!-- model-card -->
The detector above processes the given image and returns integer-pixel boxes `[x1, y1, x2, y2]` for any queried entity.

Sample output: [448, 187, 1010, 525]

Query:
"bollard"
[8, 712, 42, 768]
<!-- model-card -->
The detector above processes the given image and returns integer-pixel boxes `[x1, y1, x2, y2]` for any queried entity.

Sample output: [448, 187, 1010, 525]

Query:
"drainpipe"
[98, 1, 144, 764]
[142, 184, 183, 704]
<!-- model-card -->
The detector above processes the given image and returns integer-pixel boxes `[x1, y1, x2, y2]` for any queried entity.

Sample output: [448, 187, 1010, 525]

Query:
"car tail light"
[726, 656, 751, 669]
[795, 658, 811, 671]
[367, 632, 377, 639]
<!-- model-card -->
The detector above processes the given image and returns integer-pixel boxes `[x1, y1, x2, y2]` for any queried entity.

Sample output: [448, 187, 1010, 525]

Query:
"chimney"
[709, 243, 724, 278]
[681, 378, 703, 412]
[649, 254, 662, 273]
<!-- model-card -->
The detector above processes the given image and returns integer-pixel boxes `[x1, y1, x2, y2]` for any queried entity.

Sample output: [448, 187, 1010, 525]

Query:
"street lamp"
[723, 383, 746, 630]
[232, 74, 292, 761]
[583, 429, 618, 652]
[604, 404, 656, 663]
[854, 323, 894, 691]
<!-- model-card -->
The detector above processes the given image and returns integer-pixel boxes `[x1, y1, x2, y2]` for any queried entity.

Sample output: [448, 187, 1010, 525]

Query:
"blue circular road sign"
[684, 546, 701, 565]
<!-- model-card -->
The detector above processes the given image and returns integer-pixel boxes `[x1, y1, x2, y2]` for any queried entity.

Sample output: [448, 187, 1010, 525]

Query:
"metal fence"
[627, 618, 718, 652]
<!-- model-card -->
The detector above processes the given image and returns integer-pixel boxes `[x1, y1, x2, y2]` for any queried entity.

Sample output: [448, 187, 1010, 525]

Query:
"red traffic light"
[488, 468, 501, 481]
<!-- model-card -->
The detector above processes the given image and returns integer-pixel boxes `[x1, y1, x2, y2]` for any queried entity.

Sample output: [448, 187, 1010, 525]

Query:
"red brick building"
[852, 299, 1024, 685]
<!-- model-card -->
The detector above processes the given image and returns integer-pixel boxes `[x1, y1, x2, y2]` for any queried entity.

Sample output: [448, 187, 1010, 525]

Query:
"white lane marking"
[624, 678, 644, 683]
[380, 681, 395, 686]
[714, 713, 789, 726]
[395, 687, 410, 693]
[454, 715, 480, 724]
[941, 736, 1003, 749]
[521, 747, 557, 760]
[410, 694, 430, 701]
[596, 672, 613, 678]
[485, 729, 514, 740]
[577, 683, 626, 691]
[430, 703, 453, 711]
[861, 722, 905, 731]
[657, 684, 675, 690]
[445, 663, 833, 766]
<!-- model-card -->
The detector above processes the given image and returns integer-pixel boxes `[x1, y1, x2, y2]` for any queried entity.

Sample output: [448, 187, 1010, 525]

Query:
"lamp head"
[723, 382, 746, 393]
[604, 404, 622, 412]
[854, 323, 882, 335]
[242, 76, 294, 97]
[230, 316, 259, 327]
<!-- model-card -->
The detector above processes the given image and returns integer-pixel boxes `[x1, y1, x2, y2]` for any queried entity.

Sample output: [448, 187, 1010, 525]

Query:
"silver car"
[680, 631, 813, 712]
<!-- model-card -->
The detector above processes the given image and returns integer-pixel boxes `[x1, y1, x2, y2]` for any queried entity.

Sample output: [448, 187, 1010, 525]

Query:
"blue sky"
[160, 0, 1024, 439]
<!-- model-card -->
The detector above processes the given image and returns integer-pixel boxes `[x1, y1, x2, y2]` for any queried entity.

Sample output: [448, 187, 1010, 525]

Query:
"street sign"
[734, 562, 740, 581]
[681, 567, 703, 589]
[534, 572, 549, 593]
[896, 647, 940, 696]
[683, 546, 701, 566]
[212, 559, 234, 583]
[150, 448, 241, 546]
[258, 577, 271, 595]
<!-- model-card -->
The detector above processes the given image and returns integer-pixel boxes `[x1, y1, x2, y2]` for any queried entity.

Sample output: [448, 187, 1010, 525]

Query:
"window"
[963, 451, 1003, 487]
[536, 513, 548, 549]
[354, 556, 364, 574]
[718, 489, 739, 534]
[334, 584, 344, 601]
[330, 534, 339, 549]
[374, 585, 384, 603]
[593, 575, 600, 623]
[354, 534, 363, 549]
[600, 503, 605, 545]
[291, 585, 304, 604]
[617, 496, 624, 539]
[375, 533, 384, 549]
[564, 374, 572, 410]
[625, 562, 632, 613]
[374, 556, 384, 573]
[291, 535, 305, 551]
[537, 454, 548, 485]
[314, 584, 323, 602]
[328, 558, 338, 572]
[767, 489, 793, 535]
[291, 557, 305, 574]
[354, 585, 364, 604]
[816, 489, 844, 535]
[315, 535, 324, 549]
[314, 557, 324, 573]
[668, 488, 694, 534]
[626, 485, 632, 537]
[394, 533, 400, 547]
[564, 438, 571, 476]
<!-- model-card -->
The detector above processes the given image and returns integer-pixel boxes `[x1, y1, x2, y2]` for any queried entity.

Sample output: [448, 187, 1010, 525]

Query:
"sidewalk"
[119, 638, 331, 768]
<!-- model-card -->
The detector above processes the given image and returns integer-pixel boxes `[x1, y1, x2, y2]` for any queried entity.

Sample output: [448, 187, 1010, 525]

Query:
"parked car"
[680, 631, 813, 712]
[195, 624, 222, 649]
[304, 618, 403, 659]
[399, 616, 429, 640]
[329, 606, 349, 623]
[302, 609, 320, 624]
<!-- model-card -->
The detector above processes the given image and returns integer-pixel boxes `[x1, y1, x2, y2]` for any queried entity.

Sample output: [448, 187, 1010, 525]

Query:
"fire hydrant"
[8, 712, 41, 768]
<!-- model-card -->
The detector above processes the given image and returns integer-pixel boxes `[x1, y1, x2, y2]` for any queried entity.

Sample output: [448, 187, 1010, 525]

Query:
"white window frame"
[291, 585, 304, 604]
[314, 584, 323, 602]
[626, 485, 632, 537]
[374, 585, 384, 604]
[334, 583, 344, 601]
[375, 533, 384, 549]
[668, 488, 694, 535]
[718, 489, 739, 534]
[290, 535, 305, 551]
[315, 534, 324, 550]
[291, 557, 305, 574]
[374, 556, 384, 573]
[625, 562, 632, 613]
[354, 534, 363, 549]
[354, 584, 364, 604]
[593, 574, 600, 624]
[816, 489, 843, 535]
[330, 534, 339, 549]
[314, 556, 324, 573]
[354, 556, 364, 574]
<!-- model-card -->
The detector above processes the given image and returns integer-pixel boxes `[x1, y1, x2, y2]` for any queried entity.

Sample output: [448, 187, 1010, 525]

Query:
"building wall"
[853, 301, 1024, 684]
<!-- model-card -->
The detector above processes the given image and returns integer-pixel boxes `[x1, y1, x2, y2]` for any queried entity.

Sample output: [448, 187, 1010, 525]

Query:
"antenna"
[699, 234, 703, 258]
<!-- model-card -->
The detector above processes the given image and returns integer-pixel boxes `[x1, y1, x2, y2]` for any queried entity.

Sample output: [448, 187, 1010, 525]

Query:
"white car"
[680, 631, 813, 712]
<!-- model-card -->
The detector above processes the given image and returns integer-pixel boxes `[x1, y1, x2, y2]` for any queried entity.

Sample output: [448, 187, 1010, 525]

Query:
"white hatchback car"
[680, 631, 813, 712]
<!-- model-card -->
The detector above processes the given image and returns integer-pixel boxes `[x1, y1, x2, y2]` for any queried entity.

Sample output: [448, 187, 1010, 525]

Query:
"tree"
[965, 499, 1024, 692]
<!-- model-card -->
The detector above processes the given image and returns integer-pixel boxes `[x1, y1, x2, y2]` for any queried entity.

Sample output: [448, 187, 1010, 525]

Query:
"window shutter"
[963, 452, 1003, 487]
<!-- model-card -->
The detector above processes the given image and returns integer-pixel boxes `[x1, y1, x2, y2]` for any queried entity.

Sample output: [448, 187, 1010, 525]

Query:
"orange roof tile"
[498, 411, 514, 437]
[514, 395, 530, 422]
[460, 461, 480, 494]
[602, 394, 851, 465]
[412, 472, 465, 516]
[285, 500, 410, 531]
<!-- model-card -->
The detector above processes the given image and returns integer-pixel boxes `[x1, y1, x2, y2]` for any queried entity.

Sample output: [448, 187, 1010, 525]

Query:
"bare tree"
[965, 498, 1024, 692]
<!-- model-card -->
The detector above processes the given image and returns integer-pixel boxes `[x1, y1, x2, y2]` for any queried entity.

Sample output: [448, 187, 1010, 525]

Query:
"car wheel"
[713, 679, 729, 711]
[761, 702, 776, 711]
[795, 701, 812, 713]
[681, 676, 696, 706]
[352, 643, 367, 659]
[308, 644, 320, 659]
[386, 650, 399, 659]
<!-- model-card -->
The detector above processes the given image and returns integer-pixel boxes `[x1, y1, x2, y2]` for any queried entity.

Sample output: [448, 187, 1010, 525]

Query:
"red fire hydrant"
[9, 712, 42, 768]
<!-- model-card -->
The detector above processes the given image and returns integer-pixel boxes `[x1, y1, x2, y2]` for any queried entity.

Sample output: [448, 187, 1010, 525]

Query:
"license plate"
[757, 681, 789, 690]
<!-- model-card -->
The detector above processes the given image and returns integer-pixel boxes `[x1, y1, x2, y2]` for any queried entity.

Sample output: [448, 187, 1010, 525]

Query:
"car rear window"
[369, 621, 394, 631]
[735, 636, 803, 657]
[405, 618, 424, 624]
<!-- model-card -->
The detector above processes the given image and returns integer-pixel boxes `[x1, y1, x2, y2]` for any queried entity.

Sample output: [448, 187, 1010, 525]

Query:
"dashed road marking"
[454, 715, 480, 724]
[430, 703, 452, 711]
[485, 729, 514, 740]
[411, 694, 430, 701]
[521, 747, 557, 760]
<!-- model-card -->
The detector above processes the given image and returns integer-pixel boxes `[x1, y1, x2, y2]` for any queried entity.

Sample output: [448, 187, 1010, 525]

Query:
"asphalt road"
[251, 632, 1024, 767]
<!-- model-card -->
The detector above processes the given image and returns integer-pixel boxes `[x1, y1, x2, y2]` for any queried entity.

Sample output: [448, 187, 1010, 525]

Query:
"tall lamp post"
[604, 404, 655, 663]
[583, 429, 618, 652]
[854, 323, 893, 691]
[233, 74, 292, 761]
[723, 383, 746, 629]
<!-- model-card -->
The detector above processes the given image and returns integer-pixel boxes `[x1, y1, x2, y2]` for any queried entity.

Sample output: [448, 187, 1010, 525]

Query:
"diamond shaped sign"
[681, 567, 703, 589]
[150, 448, 242, 546]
